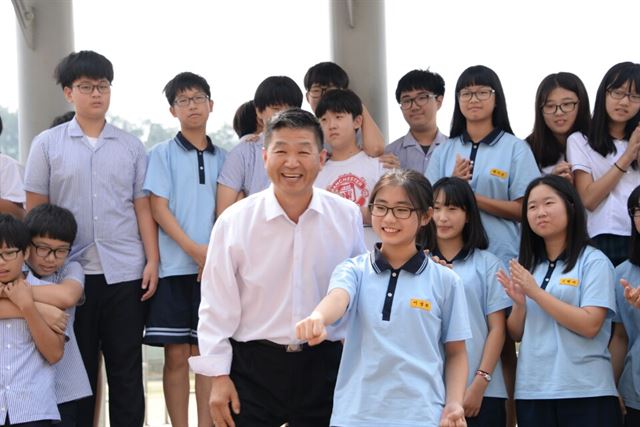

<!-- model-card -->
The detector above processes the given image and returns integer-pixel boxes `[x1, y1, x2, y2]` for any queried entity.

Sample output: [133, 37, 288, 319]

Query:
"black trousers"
[230, 339, 342, 427]
[625, 406, 640, 427]
[516, 396, 622, 427]
[466, 397, 506, 427]
[74, 275, 145, 427]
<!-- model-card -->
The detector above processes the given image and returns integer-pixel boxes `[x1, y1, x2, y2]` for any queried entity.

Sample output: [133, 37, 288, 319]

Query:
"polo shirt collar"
[370, 243, 428, 274]
[402, 130, 446, 149]
[68, 117, 116, 139]
[264, 185, 324, 222]
[175, 131, 215, 153]
[431, 247, 470, 264]
[461, 128, 503, 146]
[547, 250, 567, 263]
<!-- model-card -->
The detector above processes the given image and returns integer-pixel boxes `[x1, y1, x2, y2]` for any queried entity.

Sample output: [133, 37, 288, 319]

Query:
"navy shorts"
[143, 274, 200, 346]
[516, 396, 622, 427]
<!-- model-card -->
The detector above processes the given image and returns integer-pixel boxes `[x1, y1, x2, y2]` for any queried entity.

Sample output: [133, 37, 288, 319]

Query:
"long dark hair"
[432, 177, 488, 255]
[627, 185, 640, 266]
[519, 175, 590, 272]
[526, 72, 591, 169]
[450, 65, 513, 138]
[369, 169, 435, 249]
[588, 62, 640, 168]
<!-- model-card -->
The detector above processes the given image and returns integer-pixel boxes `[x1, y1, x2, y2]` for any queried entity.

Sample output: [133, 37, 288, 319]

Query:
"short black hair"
[0, 214, 30, 252]
[163, 72, 211, 106]
[450, 65, 513, 138]
[254, 76, 303, 112]
[233, 100, 259, 138]
[50, 111, 76, 128]
[315, 88, 363, 119]
[303, 62, 349, 91]
[519, 175, 590, 273]
[24, 204, 77, 245]
[0, 115, 3, 136]
[627, 185, 640, 266]
[54, 50, 114, 89]
[264, 108, 323, 151]
[395, 69, 445, 102]
[432, 177, 488, 254]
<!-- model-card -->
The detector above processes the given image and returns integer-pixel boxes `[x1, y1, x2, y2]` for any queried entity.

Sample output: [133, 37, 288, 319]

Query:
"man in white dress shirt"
[189, 108, 366, 427]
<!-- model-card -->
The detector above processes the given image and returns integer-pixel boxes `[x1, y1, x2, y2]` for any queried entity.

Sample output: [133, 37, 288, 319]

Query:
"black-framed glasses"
[542, 101, 578, 115]
[458, 89, 495, 102]
[0, 249, 20, 262]
[74, 82, 111, 94]
[307, 85, 337, 100]
[173, 94, 209, 108]
[608, 89, 640, 104]
[31, 243, 70, 259]
[369, 204, 417, 219]
[399, 93, 438, 110]
[629, 208, 640, 218]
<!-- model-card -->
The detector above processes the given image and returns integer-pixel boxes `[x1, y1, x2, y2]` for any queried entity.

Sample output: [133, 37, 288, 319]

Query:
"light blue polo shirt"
[614, 260, 640, 410]
[434, 247, 511, 398]
[144, 133, 227, 278]
[216, 133, 268, 196]
[329, 246, 471, 427]
[425, 130, 540, 265]
[515, 246, 617, 400]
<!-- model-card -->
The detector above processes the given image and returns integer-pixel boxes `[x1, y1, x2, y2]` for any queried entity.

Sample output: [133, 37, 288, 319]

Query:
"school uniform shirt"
[515, 246, 617, 400]
[433, 248, 511, 398]
[0, 280, 59, 424]
[144, 133, 227, 278]
[540, 154, 566, 175]
[426, 130, 540, 265]
[314, 151, 386, 250]
[24, 118, 148, 284]
[329, 245, 471, 427]
[27, 264, 92, 404]
[566, 131, 640, 238]
[614, 260, 640, 410]
[189, 185, 366, 377]
[385, 129, 447, 173]
[0, 153, 25, 204]
[216, 133, 269, 196]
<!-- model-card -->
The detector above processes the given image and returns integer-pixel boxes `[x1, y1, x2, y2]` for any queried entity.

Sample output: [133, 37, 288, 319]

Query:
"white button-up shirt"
[189, 185, 366, 377]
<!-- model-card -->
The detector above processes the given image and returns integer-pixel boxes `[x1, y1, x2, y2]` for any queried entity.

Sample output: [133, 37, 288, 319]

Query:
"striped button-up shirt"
[28, 262, 92, 403]
[24, 118, 148, 284]
[0, 282, 59, 424]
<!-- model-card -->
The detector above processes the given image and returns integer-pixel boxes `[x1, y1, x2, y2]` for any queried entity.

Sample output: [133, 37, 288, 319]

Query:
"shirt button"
[5, 366, 9, 370]
[0, 407, 4, 412]
[5, 324, 10, 329]
[544, 278, 549, 281]
[550, 263, 555, 267]
[391, 272, 397, 277]
[94, 216, 98, 220]
[199, 166, 204, 170]
[4, 386, 8, 390]
[387, 292, 393, 297]
[5, 344, 10, 349]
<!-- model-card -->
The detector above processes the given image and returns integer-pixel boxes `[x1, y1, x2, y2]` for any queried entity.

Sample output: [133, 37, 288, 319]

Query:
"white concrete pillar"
[13, 0, 74, 162]
[330, 0, 388, 141]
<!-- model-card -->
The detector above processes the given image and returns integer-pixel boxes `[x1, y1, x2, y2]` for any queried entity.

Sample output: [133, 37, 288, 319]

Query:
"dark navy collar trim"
[370, 243, 428, 274]
[461, 128, 503, 145]
[431, 247, 471, 264]
[175, 131, 215, 153]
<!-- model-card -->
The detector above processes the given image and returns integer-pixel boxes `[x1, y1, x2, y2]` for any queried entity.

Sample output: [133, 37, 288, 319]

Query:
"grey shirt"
[385, 130, 447, 173]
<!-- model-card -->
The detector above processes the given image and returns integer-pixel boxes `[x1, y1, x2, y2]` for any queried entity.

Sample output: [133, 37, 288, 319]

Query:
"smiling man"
[190, 108, 366, 427]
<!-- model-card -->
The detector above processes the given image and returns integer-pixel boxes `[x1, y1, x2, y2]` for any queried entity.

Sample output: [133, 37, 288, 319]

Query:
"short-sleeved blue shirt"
[434, 248, 511, 398]
[144, 133, 226, 278]
[216, 134, 268, 196]
[329, 246, 471, 426]
[614, 260, 640, 410]
[515, 246, 617, 399]
[425, 131, 540, 265]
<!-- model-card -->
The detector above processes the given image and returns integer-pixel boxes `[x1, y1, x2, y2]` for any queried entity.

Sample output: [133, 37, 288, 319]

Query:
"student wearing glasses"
[525, 72, 591, 183]
[567, 62, 640, 266]
[384, 69, 448, 173]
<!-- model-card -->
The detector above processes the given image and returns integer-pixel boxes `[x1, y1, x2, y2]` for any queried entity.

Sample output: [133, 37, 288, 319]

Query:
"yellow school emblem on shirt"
[490, 168, 508, 179]
[559, 278, 580, 287]
[410, 298, 431, 311]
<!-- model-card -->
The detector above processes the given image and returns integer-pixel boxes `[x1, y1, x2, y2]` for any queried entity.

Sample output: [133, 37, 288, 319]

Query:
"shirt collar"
[264, 185, 324, 222]
[68, 116, 116, 139]
[370, 243, 428, 274]
[547, 250, 567, 263]
[431, 247, 470, 264]
[401, 130, 445, 149]
[175, 131, 215, 153]
[461, 128, 503, 146]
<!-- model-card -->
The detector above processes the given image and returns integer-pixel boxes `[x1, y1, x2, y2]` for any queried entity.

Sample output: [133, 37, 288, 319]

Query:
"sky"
[1, 0, 639, 144]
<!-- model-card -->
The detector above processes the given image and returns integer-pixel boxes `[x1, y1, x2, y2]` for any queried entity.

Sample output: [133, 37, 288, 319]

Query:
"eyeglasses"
[399, 93, 439, 110]
[31, 243, 70, 259]
[542, 101, 578, 115]
[307, 85, 337, 100]
[74, 82, 111, 94]
[174, 94, 209, 108]
[458, 89, 495, 102]
[608, 89, 640, 104]
[629, 208, 640, 218]
[369, 204, 417, 219]
[0, 249, 20, 262]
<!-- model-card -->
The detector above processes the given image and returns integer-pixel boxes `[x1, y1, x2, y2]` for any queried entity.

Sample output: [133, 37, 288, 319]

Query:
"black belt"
[233, 339, 341, 353]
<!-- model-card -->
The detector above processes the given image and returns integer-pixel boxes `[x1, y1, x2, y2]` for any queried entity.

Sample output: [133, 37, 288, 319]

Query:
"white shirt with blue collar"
[329, 245, 471, 426]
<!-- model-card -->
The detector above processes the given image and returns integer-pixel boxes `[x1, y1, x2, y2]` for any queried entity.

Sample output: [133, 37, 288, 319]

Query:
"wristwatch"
[475, 369, 492, 383]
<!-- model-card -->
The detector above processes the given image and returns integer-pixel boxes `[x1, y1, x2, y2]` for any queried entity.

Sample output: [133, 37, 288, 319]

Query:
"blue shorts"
[143, 274, 200, 346]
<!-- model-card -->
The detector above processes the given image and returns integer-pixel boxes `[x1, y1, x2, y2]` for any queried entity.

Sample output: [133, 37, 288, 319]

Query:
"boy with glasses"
[24, 50, 158, 427]
[143, 72, 226, 427]
[384, 69, 448, 173]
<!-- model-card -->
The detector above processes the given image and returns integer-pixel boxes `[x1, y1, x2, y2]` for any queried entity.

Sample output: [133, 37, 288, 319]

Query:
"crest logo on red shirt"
[327, 173, 369, 206]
